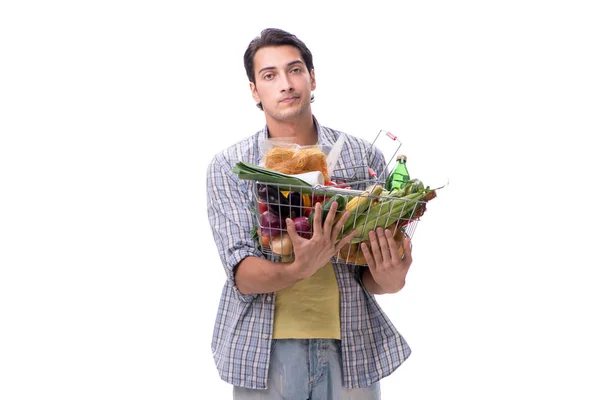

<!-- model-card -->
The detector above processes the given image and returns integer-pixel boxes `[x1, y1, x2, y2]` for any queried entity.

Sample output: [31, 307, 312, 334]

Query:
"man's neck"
[265, 113, 318, 146]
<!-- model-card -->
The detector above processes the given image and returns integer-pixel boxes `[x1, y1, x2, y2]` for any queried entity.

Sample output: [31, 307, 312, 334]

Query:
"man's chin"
[266, 110, 300, 122]
[267, 104, 310, 122]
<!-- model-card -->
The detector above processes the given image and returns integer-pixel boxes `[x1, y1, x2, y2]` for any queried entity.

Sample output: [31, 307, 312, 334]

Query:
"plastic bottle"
[386, 154, 410, 191]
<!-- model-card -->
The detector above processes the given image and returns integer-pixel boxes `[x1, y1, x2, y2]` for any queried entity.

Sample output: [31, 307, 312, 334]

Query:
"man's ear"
[250, 82, 261, 104]
[310, 69, 316, 91]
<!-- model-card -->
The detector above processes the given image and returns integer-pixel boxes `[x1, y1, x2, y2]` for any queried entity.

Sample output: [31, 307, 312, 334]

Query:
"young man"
[207, 28, 413, 399]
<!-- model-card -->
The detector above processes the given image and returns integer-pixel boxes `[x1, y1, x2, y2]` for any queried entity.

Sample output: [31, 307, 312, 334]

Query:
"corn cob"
[344, 185, 379, 213]
[350, 191, 424, 243]
[340, 185, 384, 231]
[349, 200, 394, 240]
[349, 188, 405, 228]
[408, 179, 425, 193]
[387, 178, 423, 198]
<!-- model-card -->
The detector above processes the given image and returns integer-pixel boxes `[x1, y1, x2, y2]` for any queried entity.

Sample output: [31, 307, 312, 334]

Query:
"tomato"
[258, 201, 268, 214]
[261, 234, 271, 248]
[313, 195, 327, 205]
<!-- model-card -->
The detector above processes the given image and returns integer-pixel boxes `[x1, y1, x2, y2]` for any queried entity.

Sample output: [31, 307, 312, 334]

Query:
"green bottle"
[386, 154, 410, 191]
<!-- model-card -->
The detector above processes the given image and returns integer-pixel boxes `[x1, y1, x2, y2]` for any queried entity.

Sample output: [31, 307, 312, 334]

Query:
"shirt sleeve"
[206, 153, 264, 303]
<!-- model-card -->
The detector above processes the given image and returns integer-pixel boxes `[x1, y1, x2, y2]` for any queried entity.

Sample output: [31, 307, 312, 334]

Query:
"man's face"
[250, 45, 316, 122]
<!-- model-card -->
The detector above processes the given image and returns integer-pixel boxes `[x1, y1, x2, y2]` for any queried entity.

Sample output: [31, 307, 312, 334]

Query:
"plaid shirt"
[206, 118, 411, 389]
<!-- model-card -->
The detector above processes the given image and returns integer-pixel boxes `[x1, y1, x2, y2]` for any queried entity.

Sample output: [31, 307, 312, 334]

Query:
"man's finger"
[385, 229, 401, 264]
[368, 230, 384, 266]
[376, 228, 391, 263]
[332, 210, 351, 240]
[402, 237, 413, 264]
[285, 218, 301, 243]
[360, 242, 375, 269]
[322, 201, 338, 238]
[334, 229, 357, 252]
[312, 202, 323, 236]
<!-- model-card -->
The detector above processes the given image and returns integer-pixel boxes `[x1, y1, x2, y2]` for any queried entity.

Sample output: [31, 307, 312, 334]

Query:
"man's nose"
[279, 74, 294, 92]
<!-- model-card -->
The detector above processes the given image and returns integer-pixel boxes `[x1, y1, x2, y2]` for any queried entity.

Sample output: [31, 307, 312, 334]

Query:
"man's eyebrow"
[257, 60, 305, 75]
[287, 60, 304, 68]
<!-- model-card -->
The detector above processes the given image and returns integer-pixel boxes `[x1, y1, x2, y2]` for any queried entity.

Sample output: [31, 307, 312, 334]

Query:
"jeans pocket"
[332, 339, 342, 355]
[269, 339, 278, 357]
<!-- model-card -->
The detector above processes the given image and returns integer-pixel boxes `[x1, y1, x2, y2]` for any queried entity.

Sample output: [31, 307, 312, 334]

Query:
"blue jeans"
[233, 339, 381, 400]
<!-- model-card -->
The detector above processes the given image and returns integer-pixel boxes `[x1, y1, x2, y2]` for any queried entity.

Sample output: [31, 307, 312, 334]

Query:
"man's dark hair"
[244, 28, 315, 110]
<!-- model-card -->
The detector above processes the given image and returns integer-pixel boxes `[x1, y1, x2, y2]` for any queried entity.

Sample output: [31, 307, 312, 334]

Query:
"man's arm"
[361, 268, 405, 294]
[236, 202, 358, 295]
[234, 257, 302, 295]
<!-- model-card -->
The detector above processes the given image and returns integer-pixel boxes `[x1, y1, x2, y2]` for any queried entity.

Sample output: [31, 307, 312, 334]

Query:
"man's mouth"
[280, 96, 299, 103]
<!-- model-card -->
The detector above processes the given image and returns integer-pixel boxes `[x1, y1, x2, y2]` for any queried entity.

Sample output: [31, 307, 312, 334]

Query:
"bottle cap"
[396, 154, 407, 162]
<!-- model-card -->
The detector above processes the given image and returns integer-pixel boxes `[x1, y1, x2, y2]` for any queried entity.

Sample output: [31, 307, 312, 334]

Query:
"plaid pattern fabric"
[206, 118, 411, 389]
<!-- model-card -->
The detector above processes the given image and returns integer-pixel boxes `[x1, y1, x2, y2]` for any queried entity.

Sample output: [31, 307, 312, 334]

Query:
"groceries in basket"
[233, 156, 441, 265]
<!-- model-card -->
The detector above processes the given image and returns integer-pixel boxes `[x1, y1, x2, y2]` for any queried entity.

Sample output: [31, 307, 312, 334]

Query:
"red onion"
[293, 216, 311, 239]
[260, 210, 282, 237]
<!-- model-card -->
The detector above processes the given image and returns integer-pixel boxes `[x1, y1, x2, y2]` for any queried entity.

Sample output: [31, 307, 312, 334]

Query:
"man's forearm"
[361, 268, 405, 294]
[234, 256, 302, 295]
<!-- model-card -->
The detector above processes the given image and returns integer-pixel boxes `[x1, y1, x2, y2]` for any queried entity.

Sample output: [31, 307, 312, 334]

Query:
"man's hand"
[285, 201, 357, 280]
[360, 228, 413, 294]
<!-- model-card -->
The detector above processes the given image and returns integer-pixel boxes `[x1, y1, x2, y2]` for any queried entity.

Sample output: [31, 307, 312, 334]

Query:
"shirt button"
[266, 296, 272, 302]
[263, 334, 269, 339]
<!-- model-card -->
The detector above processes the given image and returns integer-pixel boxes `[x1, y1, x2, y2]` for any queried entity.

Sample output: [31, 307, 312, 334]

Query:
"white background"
[1, 1, 599, 399]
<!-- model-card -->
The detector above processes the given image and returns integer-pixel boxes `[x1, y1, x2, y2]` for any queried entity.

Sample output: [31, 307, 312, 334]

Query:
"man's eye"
[263, 73, 274, 80]
[291, 68, 301, 73]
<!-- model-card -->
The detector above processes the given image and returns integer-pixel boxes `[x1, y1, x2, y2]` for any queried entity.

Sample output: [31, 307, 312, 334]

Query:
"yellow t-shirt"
[272, 262, 341, 339]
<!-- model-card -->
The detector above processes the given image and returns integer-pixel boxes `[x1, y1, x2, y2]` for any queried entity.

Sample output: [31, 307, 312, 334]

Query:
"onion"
[260, 210, 282, 237]
[293, 216, 311, 239]
[271, 233, 293, 256]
